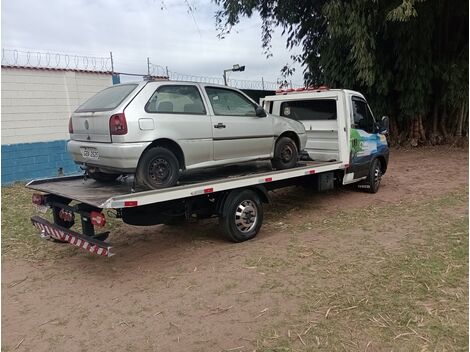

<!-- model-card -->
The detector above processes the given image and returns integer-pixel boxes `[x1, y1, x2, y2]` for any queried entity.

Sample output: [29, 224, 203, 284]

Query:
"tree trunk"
[456, 101, 467, 138]
[440, 107, 448, 140]
[418, 115, 426, 142]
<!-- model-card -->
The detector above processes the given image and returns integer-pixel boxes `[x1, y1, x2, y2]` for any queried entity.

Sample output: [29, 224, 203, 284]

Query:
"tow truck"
[28, 87, 389, 257]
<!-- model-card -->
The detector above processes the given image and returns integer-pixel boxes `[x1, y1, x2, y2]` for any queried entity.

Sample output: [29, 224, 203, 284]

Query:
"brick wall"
[1, 67, 112, 184]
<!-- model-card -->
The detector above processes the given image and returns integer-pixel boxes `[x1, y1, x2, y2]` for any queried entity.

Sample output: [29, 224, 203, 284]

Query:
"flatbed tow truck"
[27, 87, 389, 257]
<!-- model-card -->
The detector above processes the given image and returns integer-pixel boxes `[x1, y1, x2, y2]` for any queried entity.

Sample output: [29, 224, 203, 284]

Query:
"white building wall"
[1, 67, 112, 145]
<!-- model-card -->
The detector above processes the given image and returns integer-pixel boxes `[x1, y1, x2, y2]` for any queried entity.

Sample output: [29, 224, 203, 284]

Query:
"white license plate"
[35, 204, 48, 213]
[80, 147, 99, 160]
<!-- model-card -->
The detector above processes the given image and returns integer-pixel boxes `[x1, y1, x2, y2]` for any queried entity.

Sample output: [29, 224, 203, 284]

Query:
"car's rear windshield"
[75, 84, 138, 112]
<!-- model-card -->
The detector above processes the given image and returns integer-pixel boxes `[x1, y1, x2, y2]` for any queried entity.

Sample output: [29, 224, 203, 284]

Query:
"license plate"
[35, 204, 48, 213]
[80, 147, 99, 160]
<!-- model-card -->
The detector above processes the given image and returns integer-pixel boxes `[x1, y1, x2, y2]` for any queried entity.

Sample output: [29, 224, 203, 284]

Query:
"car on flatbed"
[28, 86, 389, 258]
[68, 81, 307, 189]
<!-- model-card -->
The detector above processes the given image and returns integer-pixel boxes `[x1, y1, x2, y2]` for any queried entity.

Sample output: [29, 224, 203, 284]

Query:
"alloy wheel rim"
[235, 200, 258, 233]
[374, 166, 381, 188]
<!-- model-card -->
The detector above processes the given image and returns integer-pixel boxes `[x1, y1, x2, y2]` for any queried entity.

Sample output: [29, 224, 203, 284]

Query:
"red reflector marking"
[124, 201, 138, 207]
[204, 188, 214, 194]
[90, 211, 106, 227]
[265, 177, 273, 182]
[309, 170, 316, 174]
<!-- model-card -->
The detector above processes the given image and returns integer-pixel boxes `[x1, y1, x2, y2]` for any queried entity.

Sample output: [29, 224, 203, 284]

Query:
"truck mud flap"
[31, 216, 113, 257]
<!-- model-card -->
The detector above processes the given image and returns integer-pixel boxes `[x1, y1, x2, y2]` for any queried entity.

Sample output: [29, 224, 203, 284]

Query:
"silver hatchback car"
[68, 81, 307, 189]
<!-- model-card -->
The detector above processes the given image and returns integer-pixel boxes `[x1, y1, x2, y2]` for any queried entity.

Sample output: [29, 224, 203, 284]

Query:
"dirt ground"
[2, 147, 468, 351]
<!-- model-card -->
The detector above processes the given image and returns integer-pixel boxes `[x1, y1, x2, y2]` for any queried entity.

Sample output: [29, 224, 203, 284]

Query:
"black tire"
[220, 189, 263, 243]
[364, 159, 382, 193]
[88, 170, 120, 182]
[136, 147, 180, 189]
[271, 136, 298, 170]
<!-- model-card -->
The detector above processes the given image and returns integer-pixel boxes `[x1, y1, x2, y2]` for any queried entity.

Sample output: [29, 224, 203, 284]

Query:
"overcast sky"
[2, 0, 305, 86]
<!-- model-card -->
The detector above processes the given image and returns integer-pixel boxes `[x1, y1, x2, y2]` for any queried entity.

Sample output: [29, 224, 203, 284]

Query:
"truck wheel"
[88, 170, 120, 182]
[137, 147, 180, 189]
[271, 137, 298, 170]
[364, 159, 382, 193]
[220, 189, 263, 242]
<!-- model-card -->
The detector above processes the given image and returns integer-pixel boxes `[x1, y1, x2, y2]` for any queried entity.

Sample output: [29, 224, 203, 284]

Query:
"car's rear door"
[204, 86, 274, 161]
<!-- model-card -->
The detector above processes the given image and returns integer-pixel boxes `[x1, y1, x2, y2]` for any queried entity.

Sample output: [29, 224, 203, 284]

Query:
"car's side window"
[352, 97, 375, 133]
[205, 87, 257, 116]
[145, 85, 206, 115]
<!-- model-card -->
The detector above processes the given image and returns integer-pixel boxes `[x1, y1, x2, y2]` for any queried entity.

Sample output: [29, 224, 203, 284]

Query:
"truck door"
[349, 96, 385, 178]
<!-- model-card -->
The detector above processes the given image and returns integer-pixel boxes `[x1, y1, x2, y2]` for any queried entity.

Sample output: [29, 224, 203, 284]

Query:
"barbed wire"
[1, 49, 301, 90]
[1, 48, 112, 72]
[149, 62, 301, 90]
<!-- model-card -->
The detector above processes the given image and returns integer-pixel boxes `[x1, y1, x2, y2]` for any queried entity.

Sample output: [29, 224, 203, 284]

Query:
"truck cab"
[262, 87, 389, 187]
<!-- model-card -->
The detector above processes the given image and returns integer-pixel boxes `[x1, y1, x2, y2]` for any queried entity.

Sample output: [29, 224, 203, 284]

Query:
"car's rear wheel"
[137, 147, 180, 189]
[271, 136, 298, 170]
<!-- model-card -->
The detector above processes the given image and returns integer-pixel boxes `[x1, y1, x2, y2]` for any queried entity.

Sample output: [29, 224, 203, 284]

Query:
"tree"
[214, 0, 468, 145]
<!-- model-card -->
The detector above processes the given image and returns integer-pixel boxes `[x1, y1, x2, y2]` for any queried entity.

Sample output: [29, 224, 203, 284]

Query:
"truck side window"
[145, 85, 206, 115]
[205, 87, 257, 116]
[280, 99, 337, 120]
[352, 98, 374, 133]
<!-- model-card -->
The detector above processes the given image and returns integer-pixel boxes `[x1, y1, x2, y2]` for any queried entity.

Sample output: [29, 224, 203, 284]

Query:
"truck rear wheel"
[220, 189, 263, 242]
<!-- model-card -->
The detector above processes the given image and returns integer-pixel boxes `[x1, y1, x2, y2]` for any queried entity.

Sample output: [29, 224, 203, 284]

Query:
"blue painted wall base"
[1, 140, 82, 185]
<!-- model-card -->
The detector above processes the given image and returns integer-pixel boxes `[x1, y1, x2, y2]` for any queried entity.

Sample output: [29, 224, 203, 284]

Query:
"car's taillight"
[68, 117, 73, 134]
[109, 113, 128, 135]
[32, 193, 45, 205]
[90, 211, 106, 227]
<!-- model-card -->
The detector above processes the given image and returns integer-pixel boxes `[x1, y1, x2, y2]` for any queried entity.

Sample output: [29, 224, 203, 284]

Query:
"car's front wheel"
[271, 136, 298, 170]
[136, 147, 180, 189]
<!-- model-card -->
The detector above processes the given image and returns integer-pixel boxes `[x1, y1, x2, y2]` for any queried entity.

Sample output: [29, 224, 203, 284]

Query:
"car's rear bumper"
[67, 140, 151, 173]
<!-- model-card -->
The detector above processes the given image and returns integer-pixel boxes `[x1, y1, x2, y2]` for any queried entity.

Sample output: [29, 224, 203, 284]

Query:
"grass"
[1, 182, 468, 351]
[1, 183, 121, 261]
[252, 189, 469, 351]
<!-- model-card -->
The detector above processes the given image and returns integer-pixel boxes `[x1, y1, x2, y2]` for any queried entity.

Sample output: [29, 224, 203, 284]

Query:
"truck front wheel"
[220, 189, 264, 242]
[364, 159, 382, 193]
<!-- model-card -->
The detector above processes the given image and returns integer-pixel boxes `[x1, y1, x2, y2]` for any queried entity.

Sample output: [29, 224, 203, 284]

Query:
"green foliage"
[215, 0, 468, 138]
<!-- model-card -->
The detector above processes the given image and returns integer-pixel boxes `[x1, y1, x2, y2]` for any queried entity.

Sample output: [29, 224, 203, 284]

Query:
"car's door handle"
[214, 123, 226, 129]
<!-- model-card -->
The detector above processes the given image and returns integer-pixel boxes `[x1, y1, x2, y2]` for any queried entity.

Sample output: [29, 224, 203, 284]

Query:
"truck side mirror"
[255, 106, 267, 118]
[381, 116, 389, 134]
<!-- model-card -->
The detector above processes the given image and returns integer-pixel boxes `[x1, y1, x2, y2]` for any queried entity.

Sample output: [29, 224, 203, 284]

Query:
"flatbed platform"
[27, 160, 344, 209]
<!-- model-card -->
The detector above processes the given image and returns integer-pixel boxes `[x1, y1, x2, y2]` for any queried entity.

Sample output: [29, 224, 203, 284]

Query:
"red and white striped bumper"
[31, 216, 113, 257]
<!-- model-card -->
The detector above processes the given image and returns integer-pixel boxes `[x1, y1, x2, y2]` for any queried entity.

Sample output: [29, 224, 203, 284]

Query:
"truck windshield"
[75, 84, 138, 112]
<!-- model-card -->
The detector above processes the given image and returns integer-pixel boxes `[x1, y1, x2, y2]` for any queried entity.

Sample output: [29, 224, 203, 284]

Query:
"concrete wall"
[1, 67, 112, 184]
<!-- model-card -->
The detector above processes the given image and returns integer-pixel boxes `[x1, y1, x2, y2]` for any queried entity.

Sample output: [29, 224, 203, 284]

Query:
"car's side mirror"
[380, 115, 389, 134]
[255, 106, 267, 118]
